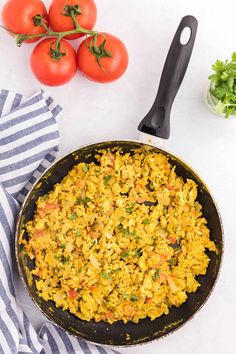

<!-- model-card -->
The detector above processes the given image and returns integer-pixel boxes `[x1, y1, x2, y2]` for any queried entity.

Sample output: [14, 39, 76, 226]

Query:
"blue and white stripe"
[0, 90, 119, 354]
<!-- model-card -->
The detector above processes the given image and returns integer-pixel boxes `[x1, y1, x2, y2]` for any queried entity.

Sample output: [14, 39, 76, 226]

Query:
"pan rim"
[15, 139, 224, 348]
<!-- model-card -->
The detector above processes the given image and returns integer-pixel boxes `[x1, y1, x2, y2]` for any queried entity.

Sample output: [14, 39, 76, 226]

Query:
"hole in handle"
[180, 27, 191, 45]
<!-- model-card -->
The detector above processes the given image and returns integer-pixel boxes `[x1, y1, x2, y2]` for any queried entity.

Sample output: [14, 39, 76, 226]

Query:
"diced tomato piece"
[136, 197, 146, 203]
[32, 229, 45, 238]
[88, 230, 96, 238]
[146, 297, 153, 304]
[105, 311, 114, 319]
[37, 202, 59, 217]
[166, 184, 177, 191]
[159, 273, 168, 282]
[167, 235, 177, 244]
[89, 285, 97, 290]
[159, 253, 167, 264]
[68, 288, 78, 299]
[124, 305, 135, 316]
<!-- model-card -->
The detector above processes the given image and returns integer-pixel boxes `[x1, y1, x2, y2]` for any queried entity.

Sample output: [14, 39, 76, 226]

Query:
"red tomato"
[77, 33, 129, 83]
[68, 288, 78, 299]
[30, 38, 77, 86]
[167, 235, 177, 244]
[49, 0, 97, 40]
[2, 0, 48, 43]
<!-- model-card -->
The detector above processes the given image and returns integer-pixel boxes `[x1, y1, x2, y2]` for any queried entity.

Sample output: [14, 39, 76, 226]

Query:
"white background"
[0, 0, 236, 353]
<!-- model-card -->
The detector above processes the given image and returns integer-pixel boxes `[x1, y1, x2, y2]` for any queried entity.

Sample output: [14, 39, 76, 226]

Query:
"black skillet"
[16, 16, 223, 346]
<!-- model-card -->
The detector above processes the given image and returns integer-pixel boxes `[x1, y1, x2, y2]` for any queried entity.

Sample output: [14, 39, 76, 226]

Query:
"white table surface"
[1, 0, 236, 353]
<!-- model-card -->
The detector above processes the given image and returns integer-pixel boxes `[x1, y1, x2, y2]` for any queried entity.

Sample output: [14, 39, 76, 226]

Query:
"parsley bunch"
[209, 52, 236, 118]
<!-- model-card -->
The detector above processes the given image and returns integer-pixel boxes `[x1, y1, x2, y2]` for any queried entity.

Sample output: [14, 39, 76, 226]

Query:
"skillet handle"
[138, 15, 198, 139]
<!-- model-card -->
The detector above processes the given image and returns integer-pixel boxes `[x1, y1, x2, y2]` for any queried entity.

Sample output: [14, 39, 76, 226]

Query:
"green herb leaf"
[168, 257, 177, 266]
[92, 221, 98, 232]
[90, 240, 97, 248]
[70, 213, 78, 220]
[78, 267, 83, 273]
[152, 269, 160, 280]
[123, 228, 136, 237]
[134, 249, 142, 257]
[54, 254, 61, 261]
[104, 175, 112, 184]
[60, 243, 66, 249]
[126, 207, 132, 213]
[120, 251, 129, 259]
[66, 228, 75, 235]
[112, 268, 121, 274]
[76, 230, 81, 236]
[131, 295, 139, 302]
[76, 197, 92, 204]
[61, 256, 70, 264]
[19, 244, 24, 252]
[143, 218, 151, 225]
[82, 164, 89, 172]
[101, 272, 112, 280]
[209, 53, 236, 118]
[232, 52, 236, 62]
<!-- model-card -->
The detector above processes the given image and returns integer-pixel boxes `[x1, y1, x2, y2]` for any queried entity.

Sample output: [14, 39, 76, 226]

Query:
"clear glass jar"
[205, 85, 225, 118]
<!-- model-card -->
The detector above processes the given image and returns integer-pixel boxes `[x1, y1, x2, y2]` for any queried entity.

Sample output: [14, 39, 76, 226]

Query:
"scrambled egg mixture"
[24, 150, 216, 323]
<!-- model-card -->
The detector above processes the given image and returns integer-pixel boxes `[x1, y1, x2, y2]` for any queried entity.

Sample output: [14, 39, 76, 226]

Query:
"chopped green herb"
[131, 295, 139, 302]
[70, 213, 77, 220]
[101, 272, 112, 280]
[82, 164, 89, 172]
[123, 228, 129, 235]
[120, 251, 129, 259]
[92, 221, 98, 232]
[123, 228, 136, 237]
[104, 175, 112, 184]
[143, 218, 151, 225]
[122, 294, 139, 301]
[90, 240, 97, 248]
[134, 249, 142, 257]
[126, 203, 136, 214]
[112, 268, 121, 274]
[60, 243, 66, 249]
[54, 254, 61, 261]
[120, 216, 125, 222]
[76, 230, 81, 236]
[78, 267, 83, 273]
[168, 257, 177, 266]
[152, 269, 160, 280]
[19, 244, 24, 252]
[76, 197, 92, 204]
[61, 256, 70, 264]
[65, 228, 74, 235]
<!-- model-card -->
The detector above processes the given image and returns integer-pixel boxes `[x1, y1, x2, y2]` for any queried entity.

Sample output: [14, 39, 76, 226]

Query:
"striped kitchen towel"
[0, 89, 119, 354]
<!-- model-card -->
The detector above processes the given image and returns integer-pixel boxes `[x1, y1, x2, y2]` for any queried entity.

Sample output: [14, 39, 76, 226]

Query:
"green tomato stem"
[39, 19, 50, 32]
[70, 10, 80, 30]
[15, 14, 98, 47]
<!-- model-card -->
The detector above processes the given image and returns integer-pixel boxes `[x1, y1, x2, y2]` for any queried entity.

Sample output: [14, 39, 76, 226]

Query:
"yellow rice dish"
[24, 149, 216, 324]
